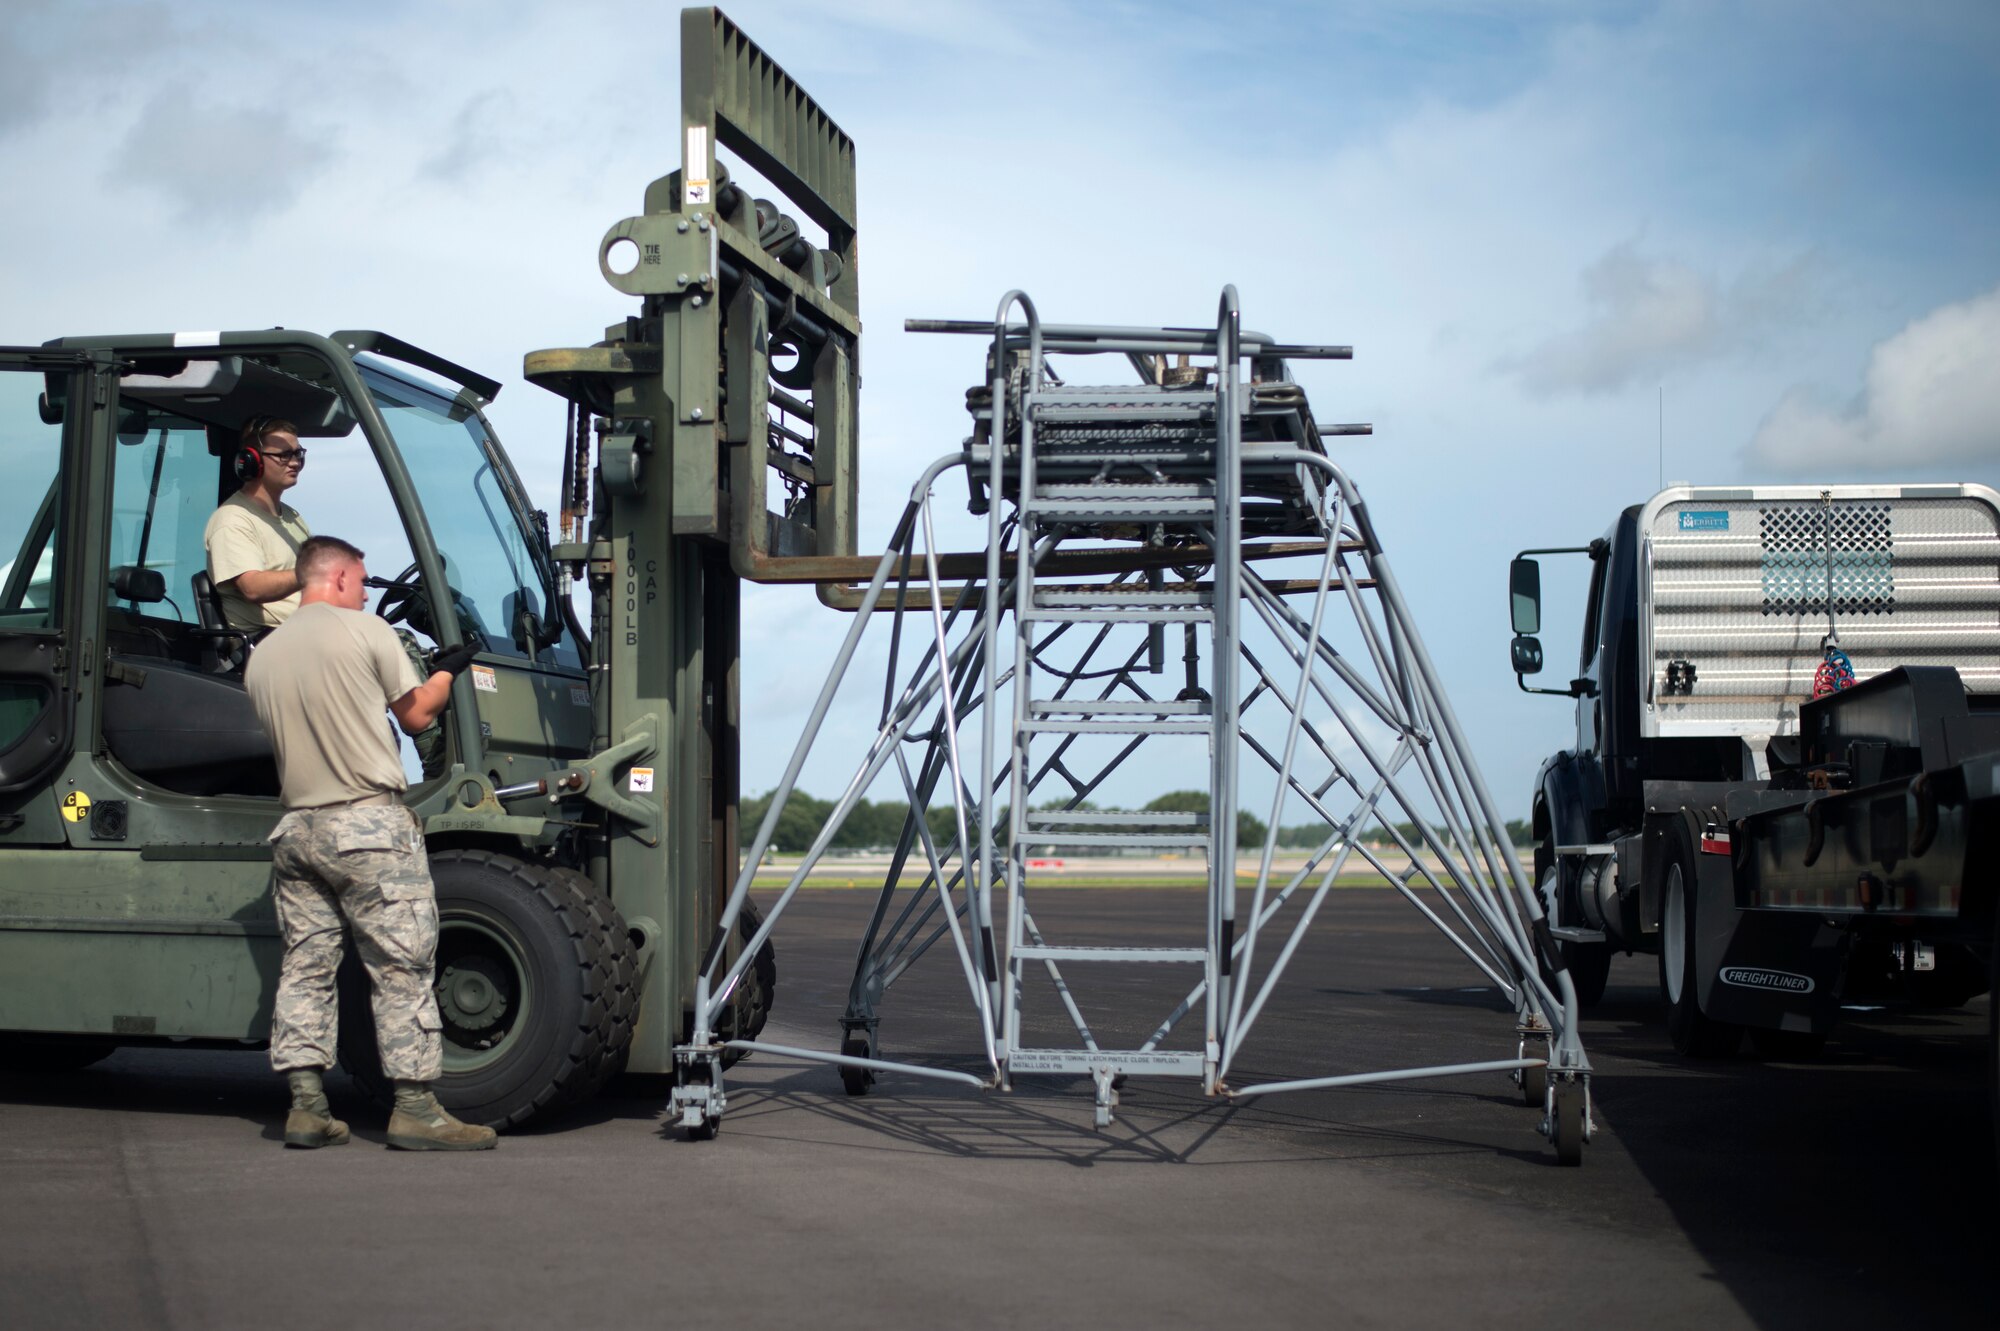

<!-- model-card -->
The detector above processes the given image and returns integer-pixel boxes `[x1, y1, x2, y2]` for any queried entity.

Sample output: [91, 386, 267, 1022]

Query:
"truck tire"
[338, 850, 637, 1129]
[1659, 821, 1741, 1058]
[1989, 908, 1998, 1172]
[1563, 940, 1612, 1009]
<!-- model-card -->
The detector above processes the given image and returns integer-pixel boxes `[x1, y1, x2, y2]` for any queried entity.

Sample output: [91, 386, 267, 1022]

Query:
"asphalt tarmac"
[2, 887, 1993, 1330]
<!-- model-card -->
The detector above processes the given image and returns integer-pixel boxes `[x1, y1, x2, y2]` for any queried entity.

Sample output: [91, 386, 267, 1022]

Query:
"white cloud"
[418, 90, 515, 184]
[110, 88, 337, 224]
[1501, 241, 1825, 395]
[1748, 282, 2000, 470]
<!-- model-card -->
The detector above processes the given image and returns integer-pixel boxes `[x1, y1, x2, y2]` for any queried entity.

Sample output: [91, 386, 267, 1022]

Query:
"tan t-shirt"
[204, 493, 310, 629]
[244, 602, 426, 809]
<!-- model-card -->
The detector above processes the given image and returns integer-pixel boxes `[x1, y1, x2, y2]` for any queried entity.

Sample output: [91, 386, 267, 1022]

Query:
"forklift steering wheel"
[369, 561, 488, 652]
[368, 563, 429, 631]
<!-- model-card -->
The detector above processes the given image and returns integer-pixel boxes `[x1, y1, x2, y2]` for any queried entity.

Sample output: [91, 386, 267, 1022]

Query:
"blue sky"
[2, 0, 1996, 816]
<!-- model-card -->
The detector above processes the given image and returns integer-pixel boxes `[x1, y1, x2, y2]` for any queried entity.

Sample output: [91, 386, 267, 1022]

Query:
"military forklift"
[0, 8, 853, 1127]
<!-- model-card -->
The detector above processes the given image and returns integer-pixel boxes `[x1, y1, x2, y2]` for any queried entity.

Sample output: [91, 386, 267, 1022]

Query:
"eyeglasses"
[265, 447, 308, 466]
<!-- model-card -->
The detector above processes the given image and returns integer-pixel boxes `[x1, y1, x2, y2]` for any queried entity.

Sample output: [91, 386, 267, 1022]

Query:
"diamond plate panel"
[1644, 492, 2000, 736]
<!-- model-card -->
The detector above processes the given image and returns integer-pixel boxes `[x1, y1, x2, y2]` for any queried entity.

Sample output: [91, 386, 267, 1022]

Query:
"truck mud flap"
[1691, 841, 1847, 1035]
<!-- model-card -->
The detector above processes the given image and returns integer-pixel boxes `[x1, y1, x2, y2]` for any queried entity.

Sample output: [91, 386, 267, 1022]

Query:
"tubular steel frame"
[672, 287, 1591, 1160]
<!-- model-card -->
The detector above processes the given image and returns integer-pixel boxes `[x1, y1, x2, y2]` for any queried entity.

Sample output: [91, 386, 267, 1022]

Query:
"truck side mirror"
[1509, 558, 1541, 635]
[1510, 635, 1543, 675]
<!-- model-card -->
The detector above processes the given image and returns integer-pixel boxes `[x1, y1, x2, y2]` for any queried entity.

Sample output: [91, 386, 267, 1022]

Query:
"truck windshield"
[359, 364, 578, 671]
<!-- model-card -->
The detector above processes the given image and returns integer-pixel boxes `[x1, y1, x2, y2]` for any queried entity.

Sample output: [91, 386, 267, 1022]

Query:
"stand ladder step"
[1013, 944, 1208, 963]
[1019, 830, 1211, 847]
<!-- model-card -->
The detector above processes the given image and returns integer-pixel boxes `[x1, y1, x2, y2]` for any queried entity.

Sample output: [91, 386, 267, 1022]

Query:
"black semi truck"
[1510, 484, 1998, 1097]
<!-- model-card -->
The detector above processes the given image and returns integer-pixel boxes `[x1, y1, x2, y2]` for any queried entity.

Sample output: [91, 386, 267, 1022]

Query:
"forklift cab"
[0, 332, 596, 1070]
[0, 331, 587, 831]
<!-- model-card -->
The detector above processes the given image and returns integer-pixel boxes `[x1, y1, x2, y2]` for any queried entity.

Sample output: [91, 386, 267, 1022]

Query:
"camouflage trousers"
[268, 800, 443, 1082]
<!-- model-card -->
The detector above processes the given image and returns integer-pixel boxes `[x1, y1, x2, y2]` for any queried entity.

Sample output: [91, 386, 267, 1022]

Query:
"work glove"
[430, 642, 477, 678]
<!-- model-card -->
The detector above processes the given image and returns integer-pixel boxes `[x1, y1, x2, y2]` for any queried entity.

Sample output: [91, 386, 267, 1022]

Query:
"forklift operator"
[244, 535, 495, 1152]
[203, 415, 312, 630]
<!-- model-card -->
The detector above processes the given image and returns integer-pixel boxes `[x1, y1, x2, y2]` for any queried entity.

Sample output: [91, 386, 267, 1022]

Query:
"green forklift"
[0, 8, 852, 1126]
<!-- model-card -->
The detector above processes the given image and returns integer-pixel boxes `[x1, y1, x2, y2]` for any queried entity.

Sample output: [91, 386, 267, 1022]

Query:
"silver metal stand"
[672, 288, 1592, 1162]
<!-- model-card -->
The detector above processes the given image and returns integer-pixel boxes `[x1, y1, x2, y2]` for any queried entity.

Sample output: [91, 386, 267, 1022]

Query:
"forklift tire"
[1659, 821, 1742, 1058]
[338, 850, 638, 1129]
[714, 900, 778, 1070]
[534, 864, 641, 1096]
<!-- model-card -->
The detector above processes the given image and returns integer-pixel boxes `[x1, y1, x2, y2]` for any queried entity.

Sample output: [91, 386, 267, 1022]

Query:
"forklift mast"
[525, 7, 862, 1074]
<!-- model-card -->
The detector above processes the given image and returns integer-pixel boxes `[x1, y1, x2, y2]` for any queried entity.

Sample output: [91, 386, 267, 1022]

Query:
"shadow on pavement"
[1581, 971, 1998, 1327]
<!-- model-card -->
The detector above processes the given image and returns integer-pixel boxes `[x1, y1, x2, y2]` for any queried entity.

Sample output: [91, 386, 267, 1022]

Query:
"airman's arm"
[389, 672, 455, 734]
[228, 567, 303, 604]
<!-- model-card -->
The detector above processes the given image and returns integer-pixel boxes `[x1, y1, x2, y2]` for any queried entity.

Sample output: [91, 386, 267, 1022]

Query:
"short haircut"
[240, 416, 300, 451]
[295, 535, 366, 587]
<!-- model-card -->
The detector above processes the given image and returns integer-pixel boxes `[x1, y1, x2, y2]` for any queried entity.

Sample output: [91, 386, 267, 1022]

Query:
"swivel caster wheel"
[839, 1036, 876, 1097]
[1548, 1080, 1586, 1167]
[1517, 1037, 1549, 1107]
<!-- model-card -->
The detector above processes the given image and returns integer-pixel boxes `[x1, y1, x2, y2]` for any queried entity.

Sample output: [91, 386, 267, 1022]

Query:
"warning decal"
[60, 790, 92, 823]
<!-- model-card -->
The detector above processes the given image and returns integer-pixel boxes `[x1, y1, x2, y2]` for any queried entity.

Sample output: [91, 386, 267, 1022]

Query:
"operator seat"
[191, 570, 252, 673]
[100, 653, 280, 797]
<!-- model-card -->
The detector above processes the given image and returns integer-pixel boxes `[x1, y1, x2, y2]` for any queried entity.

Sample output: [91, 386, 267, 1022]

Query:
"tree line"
[741, 788, 1533, 855]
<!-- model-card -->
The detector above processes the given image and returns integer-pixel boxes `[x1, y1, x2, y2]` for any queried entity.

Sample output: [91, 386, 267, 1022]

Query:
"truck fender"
[1534, 752, 1601, 851]
[1680, 809, 1847, 1035]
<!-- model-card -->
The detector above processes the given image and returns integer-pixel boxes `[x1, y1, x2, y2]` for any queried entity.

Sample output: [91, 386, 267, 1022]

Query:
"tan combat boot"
[386, 1083, 498, 1152]
[282, 1068, 350, 1149]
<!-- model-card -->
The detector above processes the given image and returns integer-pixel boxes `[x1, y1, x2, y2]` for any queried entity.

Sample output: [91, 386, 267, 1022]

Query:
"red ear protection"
[234, 415, 275, 483]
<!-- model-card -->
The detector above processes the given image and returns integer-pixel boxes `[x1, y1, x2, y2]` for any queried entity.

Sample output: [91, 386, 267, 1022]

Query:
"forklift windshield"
[358, 362, 578, 671]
